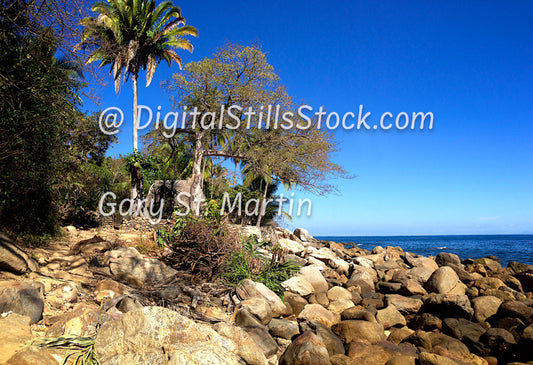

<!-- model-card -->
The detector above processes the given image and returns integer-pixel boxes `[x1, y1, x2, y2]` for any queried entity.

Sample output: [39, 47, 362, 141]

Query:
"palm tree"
[77, 0, 197, 210]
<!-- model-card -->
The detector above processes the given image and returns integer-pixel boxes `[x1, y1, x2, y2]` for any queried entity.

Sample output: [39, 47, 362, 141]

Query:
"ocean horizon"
[316, 234, 533, 266]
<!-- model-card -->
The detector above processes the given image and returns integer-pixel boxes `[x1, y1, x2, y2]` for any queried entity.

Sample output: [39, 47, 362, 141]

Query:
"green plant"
[221, 237, 300, 295]
[32, 334, 99, 365]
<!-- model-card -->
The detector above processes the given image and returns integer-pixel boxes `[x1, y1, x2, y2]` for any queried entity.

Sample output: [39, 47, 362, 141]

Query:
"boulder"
[240, 297, 272, 325]
[332, 320, 387, 344]
[279, 332, 331, 365]
[0, 233, 38, 274]
[236, 279, 288, 317]
[471, 296, 502, 323]
[104, 247, 177, 282]
[422, 294, 474, 319]
[411, 313, 442, 331]
[328, 299, 354, 314]
[327, 286, 353, 301]
[293, 228, 313, 242]
[385, 294, 423, 315]
[400, 279, 427, 296]
[45, 303, 107, 337]
[425, 266, 466, 295]
[435, 253, 461, 267]
[442, 318, 485, 341]
[282, 276, 314, 296]
[234, 308, 263, 327]
[0, 280, 44, 324]
[278, 239, 305, 254]
[298, 304, 339, 328]
[267, 318, 300, 340]
[95, 306, 242, 365]
[242, 325, 279, 357]
[479, 327, 517, 353]
[283, 292, 308, 316]
[94, 279, 125, 304]
[299, 320, 345, 357]
[213, 322, 268, 365]
[299, 266, 328, 293]
[495, 300, 533, 324]
[0, 314, 33, 363]
[376, 305, 406, 329]
[515, 270, 533, 292]
[428, 332, 470, 357]
[473, 258, 502, 273]
[418, 352, 460, 365]
[346, 340, 418, 365]
[3, 346, 59, 365]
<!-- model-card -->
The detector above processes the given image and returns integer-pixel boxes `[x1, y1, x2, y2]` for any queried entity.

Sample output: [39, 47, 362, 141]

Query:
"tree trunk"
[233, 160, 238, 187]
[189, 131, 205, 215]
[130, 74, 146, 216]
[256, 181, 269, 228]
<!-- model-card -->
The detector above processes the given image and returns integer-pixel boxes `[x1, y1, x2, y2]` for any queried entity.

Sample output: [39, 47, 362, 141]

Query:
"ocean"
[316, 234, 533, 267]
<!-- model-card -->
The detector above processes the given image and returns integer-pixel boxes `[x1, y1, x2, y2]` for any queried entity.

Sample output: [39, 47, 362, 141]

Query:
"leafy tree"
[0, 2, 87, 235]
[77, 0, 198, 212]
[150, 43, 347, 216]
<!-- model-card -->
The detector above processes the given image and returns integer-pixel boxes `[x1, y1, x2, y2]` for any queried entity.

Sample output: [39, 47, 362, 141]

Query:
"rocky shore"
[0, 226, 532, 365]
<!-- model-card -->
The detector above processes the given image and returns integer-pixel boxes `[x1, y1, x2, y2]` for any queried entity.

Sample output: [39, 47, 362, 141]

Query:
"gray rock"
[0, 280, 44, 324]
[442, 317, 485, 341]
[104, 247, 177, 282]
[293, 228, 313, 242]
[234, 308, 263, 327]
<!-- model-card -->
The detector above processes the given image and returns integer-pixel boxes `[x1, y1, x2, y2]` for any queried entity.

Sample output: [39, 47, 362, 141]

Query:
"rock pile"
[0, 226, 532, 364]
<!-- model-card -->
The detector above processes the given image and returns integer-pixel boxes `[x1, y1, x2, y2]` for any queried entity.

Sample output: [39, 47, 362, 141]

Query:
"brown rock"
[385, 294, 423, 315]
[346, 340, 417, 364]
[298, 304, 339, 328]
[425, 266, 466, 295]
[471, 296, 502, 323]
[0, 314, 33, 364]
[332, 320, 386, 344]
[279, 332, 331, 365]
[0, 280, 44, 324]
[3, 346, 58, 365]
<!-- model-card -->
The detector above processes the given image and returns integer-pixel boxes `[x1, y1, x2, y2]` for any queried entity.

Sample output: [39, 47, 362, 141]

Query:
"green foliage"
[0, 2, 87, 236]
[33, 334, 99, 365]
[221, 235, 300, 295]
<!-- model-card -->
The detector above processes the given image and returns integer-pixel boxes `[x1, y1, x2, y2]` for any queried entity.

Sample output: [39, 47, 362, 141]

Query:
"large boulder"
[385, 294, 423, 315]
[236, 279, 288, 317]
[278, 239, 305, 255]
[94, 306, 242, 365]
[0, 314, 34, 363]
[293, 228, 313, 243]
[299, 320, 345, 357]
[282, 276, 315, 296]
[332, 320, 387, 344]
[376, 305, 406, 329]
[239, 297, 272, 325]
[267, 318, 300, 340]
[279, 332, 330, 365]
[299, 266, 328, 293]
[0, 280, 44, 324]
[435, 253, 461, 267]
[425, 266, 466, 295]
[298, 304, 339, 328]
[422, 294, 474, 319]
[346, 340, 418, 365]
[471, 296, 502, 323]
[0, 233, 38, 274]
[104, 247, 177, 283]
[213, 322, 268, 365]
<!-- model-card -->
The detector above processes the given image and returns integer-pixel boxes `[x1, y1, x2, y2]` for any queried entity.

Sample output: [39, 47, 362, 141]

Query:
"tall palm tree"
[77, 0, 197, 209]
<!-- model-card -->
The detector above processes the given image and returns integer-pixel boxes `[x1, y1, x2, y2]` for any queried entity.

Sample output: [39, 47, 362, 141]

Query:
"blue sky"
[87, 0, 533, 236]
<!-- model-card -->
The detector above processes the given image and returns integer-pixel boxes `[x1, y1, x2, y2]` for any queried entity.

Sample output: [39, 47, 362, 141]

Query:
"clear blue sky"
[87, 0, 533, 236]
